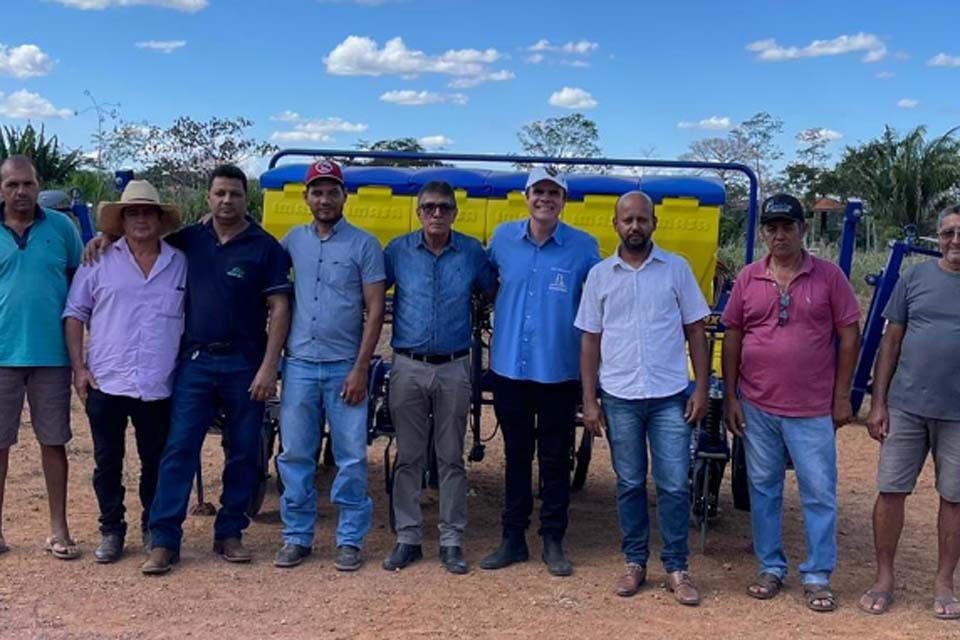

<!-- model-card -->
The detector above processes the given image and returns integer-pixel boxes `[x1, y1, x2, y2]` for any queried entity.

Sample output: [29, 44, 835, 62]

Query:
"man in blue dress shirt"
[380, 181, 496, 575]
[480, 167, 601, 577]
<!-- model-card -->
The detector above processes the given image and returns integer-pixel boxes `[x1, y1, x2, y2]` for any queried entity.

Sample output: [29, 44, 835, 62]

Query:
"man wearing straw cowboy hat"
[64, 180, 187, 564]
[83, 165, 291, 574]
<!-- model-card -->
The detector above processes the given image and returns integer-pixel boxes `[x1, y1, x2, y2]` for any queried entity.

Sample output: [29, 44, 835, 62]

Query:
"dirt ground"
[0, 395, 957, 640]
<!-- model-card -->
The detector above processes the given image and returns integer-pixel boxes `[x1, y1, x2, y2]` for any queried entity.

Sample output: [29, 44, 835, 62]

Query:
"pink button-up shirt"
[63, 239, 187, 401]
[720, 252, 860, 417]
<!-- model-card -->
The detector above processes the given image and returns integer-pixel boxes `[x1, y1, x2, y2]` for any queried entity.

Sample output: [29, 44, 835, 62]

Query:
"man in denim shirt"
[380, 181, 496, 575]
[274, 160, 385, 571]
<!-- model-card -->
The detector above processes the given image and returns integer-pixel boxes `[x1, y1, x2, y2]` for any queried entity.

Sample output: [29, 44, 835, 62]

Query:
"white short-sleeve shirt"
[574, 243, 710, 400]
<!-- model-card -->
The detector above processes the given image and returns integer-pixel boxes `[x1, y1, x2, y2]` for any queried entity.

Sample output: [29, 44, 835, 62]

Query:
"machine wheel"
[731, 435, 750, 511]
[570, 429, 593, 491]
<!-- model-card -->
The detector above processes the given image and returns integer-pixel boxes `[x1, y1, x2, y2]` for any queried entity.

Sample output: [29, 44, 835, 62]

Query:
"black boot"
[542, 536, 572, 576]
[480, 533, 529, 570]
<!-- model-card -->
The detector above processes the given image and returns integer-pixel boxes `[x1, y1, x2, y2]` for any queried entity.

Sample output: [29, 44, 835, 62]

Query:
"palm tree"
[832, 125, 960, 232]
[0, 124, 83, 184]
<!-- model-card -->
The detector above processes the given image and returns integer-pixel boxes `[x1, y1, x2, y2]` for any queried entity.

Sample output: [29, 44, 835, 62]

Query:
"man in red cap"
[273, 159, 385, 571]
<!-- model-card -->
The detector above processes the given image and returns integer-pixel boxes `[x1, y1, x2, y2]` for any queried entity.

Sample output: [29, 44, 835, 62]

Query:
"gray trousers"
[389, 353, 471, 546]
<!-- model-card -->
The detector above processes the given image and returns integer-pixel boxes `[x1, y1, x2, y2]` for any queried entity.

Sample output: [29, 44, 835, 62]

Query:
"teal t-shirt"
[0, 205, 83, 366]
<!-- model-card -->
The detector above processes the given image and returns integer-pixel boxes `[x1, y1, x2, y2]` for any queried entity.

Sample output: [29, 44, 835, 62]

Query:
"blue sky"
[2, 0, 959, 175]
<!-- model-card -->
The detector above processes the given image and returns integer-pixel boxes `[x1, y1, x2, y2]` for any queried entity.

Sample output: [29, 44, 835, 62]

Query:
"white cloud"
[524, 39, 598, 66]
[135, 40, 186, 54]
[270, 110, 302, 122]
[677, 115, 731, 130]
[797, 128, 843, 142]
[897, 98, 919, 109]
[379, 90, 467, 106]
[562, 40, 599, 55]
[270, 114, 368, 143]
[447, 69, 514, 88]
[0, 90, 73, 119]
[548, 87, 598, 110]
[927, 53, 960, 67]
[324, 35, 511, 88]
[50, 0, 207, 10]
[418, 135, 453, 148]
[746, 32, 886, 63]
[0, 43, 55, 78]
[875, 71, 895, 79]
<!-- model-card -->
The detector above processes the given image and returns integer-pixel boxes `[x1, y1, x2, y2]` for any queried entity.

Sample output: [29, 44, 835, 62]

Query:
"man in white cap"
[481, 167, 600, 576]
[64, 181, 187, 563]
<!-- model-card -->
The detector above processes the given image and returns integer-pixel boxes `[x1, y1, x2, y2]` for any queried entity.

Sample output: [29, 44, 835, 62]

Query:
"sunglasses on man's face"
[938, 227, 960, 241]
[419, 202, 456, 216]
[778, 291, 791, 327]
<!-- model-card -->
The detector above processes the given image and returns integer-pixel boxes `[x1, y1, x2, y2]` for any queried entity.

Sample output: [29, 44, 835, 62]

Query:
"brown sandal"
[747, 572, 783, 600]
[804, 584, 837, 612]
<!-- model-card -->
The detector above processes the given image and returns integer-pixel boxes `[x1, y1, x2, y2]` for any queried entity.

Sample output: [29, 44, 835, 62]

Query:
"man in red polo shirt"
[721, 193, 860, 612]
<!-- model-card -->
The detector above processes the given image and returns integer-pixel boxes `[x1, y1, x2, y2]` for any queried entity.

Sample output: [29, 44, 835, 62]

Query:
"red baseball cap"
[305, 159, 344, 187]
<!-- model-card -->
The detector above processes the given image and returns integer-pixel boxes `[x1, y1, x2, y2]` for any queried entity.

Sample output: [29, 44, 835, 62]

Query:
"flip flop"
[44, 536, 81, 560]
[858, 589, 894, 615]
[934, 595, 960, 620]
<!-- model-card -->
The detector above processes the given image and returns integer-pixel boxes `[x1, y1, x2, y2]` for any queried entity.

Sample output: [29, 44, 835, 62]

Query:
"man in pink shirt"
[721, 193, 860, 612]
[64, 181, 187, 563]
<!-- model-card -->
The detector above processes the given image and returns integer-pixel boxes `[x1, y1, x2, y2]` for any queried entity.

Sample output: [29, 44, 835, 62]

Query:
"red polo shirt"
[720, 252, 860, 417]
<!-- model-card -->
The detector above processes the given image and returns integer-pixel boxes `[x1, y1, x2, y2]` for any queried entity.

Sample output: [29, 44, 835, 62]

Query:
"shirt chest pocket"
[321, 259, 360, 291]
[153, 290, 185, 318]
[795, 287, 833, 326]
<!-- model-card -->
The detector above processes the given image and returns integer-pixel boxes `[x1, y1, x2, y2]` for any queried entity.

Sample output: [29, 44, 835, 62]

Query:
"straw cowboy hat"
[97, 180, 182, 237]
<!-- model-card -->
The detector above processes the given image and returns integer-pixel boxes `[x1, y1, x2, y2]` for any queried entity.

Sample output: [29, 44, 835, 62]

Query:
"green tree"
[730, 112, 784, 198]
[0, 124, 83, 184]
[350, 138, 446, 167]
[516, 113, 604, 172]
[109, 116, 276, 191]
[831, 125, 960, 233]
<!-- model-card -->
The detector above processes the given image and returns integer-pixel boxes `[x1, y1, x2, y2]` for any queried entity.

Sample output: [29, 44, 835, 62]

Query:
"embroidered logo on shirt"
[226, 266, 246, 279]
[548, 272, 568, 293]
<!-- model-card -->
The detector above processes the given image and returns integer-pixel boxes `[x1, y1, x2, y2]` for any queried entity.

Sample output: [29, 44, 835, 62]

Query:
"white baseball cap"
[525, 166, 568, 193]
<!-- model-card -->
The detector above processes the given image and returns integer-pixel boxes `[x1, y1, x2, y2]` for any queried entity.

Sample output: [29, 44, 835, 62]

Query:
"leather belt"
[394, 348, 470, 364]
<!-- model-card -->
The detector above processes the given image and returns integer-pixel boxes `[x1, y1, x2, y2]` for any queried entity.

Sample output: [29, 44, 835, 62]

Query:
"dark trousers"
[148, 351, 264, 551]
[85, 389, 171, 537]
[492, 375, 578, 539]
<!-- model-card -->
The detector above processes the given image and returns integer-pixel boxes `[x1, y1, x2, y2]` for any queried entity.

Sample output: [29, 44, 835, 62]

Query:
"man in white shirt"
[576, 191, 710, 605]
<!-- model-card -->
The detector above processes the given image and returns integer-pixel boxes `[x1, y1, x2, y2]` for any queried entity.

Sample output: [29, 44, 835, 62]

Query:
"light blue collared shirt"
[488, 219, 600, 383]
[385, 230, 496, 355]
[283, 218, 385, 362]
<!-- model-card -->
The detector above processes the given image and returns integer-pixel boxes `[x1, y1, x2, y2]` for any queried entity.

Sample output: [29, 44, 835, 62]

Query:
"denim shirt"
[283, 218, 385, 362]
[385, 230, 496, 354]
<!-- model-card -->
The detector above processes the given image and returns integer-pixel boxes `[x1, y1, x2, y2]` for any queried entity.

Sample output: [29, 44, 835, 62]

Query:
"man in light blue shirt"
[380, 181, 496, 575]
[275, 160, 385, 571]
[481, 167, 600, 577]
[0, 155, 83, 560]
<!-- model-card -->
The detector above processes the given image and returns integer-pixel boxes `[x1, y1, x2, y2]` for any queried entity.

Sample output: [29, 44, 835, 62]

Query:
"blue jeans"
[149, 351, 264, 551]
[741, 399, 837, 586]
[278, 358, 371, 549]
[601, 391, 691, 572]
